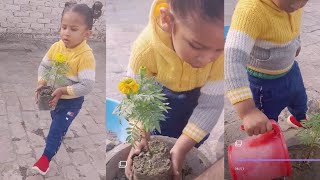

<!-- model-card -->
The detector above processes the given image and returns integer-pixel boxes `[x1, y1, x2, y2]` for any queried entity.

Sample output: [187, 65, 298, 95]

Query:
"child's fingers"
[125, 162, 133, 179]
[171, 159, 181, 180]
[129, 174, 133, 180]
[51, 91, 57, 97]
[125, 149, 135, 179]
[133, 137, 148, 154]
[253, 128, 260, 136]
[246, 128, 254, 136]
[260, 125, 267, 134]
[34, 92, 39, 104]
[35, 85, 44, 92]
[134, 148, 141, 155]
[266, 121, 273, 132]
[48, 98, 58, 107]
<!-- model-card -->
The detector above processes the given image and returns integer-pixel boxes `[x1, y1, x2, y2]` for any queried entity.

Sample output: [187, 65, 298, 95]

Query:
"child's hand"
[170, 134, 197, 180]
[242, 108, 273, 136]
[49, 88, 64, 107]
[235, 99, 273, 136]
[35, 84, 45, 104]
[125, 133, 150, 180]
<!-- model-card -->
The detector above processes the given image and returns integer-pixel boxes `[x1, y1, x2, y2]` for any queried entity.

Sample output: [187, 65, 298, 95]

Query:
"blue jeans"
[248, 61, 307, 122]
[151, 86, 209, 148]
[43, 96, 84, 160]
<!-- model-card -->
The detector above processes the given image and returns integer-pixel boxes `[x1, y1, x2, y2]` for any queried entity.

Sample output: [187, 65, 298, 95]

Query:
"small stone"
[106, 140, 116, 152]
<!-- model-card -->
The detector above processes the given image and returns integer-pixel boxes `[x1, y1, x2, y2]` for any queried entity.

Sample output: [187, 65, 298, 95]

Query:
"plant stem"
[52, 66, 58, 88]
[146, 139, 153, 156]
[306, 143, 316, 160]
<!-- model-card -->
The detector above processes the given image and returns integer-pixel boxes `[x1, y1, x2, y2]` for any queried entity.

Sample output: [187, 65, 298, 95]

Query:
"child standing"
[32, 1, 102, 175]
[225, 0, 309, 136]
[125, 0, 224, 179]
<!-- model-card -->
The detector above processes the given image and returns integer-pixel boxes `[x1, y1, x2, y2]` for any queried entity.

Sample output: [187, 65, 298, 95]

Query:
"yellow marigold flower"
[55, 53, 66, 63]
[118, 78, 139, 94]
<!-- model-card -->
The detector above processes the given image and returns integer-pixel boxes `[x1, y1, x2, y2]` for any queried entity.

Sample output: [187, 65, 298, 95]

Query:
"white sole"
[32, 166, 49, 176]
[286, 116, 307, 129]
[286, 116, 299, 128]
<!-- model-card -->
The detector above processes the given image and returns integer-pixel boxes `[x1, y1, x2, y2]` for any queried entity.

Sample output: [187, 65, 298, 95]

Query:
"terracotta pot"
[106, 136, 211, 180]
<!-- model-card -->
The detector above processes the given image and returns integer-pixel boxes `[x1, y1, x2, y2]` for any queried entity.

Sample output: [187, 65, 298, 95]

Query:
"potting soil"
[287, 144, 320, 180]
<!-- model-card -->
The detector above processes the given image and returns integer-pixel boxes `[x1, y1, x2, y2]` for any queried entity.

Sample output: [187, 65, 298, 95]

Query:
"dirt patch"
[19, 166, 28, 180]
[110, 140, 195, 180]
[66, 147, 75, 153]
[287, 145, 320, 180]
[111, 166, 194, 180]
[72, 130, 80, 138]
[132, 140, 172, 180]
[33, 128, 44, 138]
[12, 138, 21, 142]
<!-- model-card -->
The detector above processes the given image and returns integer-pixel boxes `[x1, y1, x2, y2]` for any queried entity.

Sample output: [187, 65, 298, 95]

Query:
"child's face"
[160, 9, 224, 68]
[172, 18, 224, 68]
[273, 0, 308, 13]
[60, 11, 92, 48]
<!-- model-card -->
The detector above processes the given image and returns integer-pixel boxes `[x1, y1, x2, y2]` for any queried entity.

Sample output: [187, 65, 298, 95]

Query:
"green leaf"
[155, 123, 161, 133]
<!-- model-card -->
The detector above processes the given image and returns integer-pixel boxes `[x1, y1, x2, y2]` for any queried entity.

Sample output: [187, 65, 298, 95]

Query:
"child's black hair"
[168, 0, 224, 22]
[62, 1, 103, 30]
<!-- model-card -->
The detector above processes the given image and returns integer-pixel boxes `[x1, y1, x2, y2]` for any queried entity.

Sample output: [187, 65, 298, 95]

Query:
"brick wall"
[0, 0, 106, 41]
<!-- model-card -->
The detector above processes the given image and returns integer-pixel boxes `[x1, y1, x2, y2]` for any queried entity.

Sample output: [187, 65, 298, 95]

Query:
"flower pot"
[38, 86, 54, 111]
[132, 140, 172, 180]
[106, 136, 211, 180]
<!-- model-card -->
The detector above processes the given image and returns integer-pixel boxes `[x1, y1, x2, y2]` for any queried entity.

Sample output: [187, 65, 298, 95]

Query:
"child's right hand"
[35, 84, 45, 104]
[235, 99, 273, 136]
[125, 132, 150, 180]
[242, 108, 273, 136]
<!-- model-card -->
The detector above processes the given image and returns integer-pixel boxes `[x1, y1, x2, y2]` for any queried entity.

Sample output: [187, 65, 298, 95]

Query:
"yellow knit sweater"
[128, 0, 224, 143]
[38, 40, 96, 99]
[129, 0, 223, 92]
[225, 0, 302, 104]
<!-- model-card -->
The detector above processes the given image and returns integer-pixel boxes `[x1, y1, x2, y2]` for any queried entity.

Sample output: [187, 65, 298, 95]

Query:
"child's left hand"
[49, 88, 64, 107]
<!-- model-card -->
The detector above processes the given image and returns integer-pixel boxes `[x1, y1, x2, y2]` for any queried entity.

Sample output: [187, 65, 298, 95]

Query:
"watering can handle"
[240, 120, 280, 135]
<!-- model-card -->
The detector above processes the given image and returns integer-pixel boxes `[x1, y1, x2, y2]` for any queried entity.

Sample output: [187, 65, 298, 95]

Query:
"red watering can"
[228, 120, 292, 180]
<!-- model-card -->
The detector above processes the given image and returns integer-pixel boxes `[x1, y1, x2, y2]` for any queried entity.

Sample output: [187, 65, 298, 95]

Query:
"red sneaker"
[32, 155, 50, 175]
[286, 115, 306, 128]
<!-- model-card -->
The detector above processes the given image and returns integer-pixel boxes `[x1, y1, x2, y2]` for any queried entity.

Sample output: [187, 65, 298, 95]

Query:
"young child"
[125, 0, 224, 179]
[32, 1, 102, 175]
[225, 0, 309, 136]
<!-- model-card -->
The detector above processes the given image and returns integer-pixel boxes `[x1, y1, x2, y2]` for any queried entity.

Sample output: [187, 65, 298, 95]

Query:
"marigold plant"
[113, 66, 170, 146]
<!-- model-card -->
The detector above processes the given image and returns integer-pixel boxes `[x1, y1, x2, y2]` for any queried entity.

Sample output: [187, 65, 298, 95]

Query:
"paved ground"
[0, 39, 106, 180]
[105, 0, 224, 168]
[224, 1, 320, 179]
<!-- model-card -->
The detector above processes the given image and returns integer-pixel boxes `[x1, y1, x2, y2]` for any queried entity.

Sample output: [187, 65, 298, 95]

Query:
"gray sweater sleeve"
[38, 53, 52, 83]
[66, 54, 96, 97]
[183, 80, 224, 142]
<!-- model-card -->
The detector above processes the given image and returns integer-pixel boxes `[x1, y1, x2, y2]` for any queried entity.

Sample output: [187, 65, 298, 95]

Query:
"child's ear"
[159, 7, 174, 33]
[84, 30, 92, 40]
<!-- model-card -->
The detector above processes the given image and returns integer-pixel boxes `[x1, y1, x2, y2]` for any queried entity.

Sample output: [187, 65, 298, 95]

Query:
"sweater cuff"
[182, 122, 208, 143]
[227, 86, 253, 105]
[67, 86, 75, 96]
